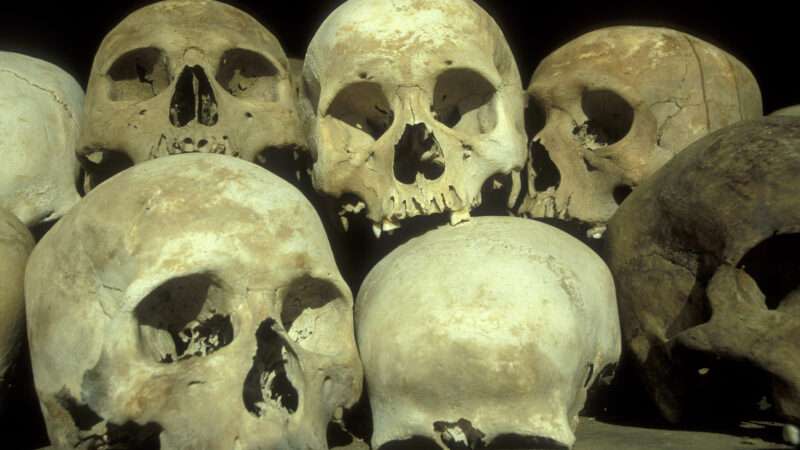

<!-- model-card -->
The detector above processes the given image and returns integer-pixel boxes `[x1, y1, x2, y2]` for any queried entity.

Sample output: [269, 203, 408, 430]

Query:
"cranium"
[521, 26, 762, 235]
[357, 217, 621, 449]
[771, 105, 800, 117]
[301, 0, 527, 235]
[606, 117, 800, 426]
[78, 0, 306, 188]
[0, 208, 34, 408]
[0, 51, 83, 227]
[26, 154, 362, 449]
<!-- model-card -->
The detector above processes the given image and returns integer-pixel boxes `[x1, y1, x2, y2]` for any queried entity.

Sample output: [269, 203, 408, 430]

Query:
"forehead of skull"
[96, 0, 285, 71]
[530, 26, 708, 93]
[59, 155, 334, 287]
[309, 0, 506, 85]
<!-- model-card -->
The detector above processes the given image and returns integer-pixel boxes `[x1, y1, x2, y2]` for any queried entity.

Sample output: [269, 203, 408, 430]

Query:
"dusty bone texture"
[78, 0, 306, 188]
[356, 216, 621, 449]
[25, 154, 362, 449]
[521, 26, 762, 231]
[301, 0, 527, 232]
[606, 117, 800, 425]
[771, 105, 800, 117]
[0, 208, 34, 407]
[0, 51, 83, 227]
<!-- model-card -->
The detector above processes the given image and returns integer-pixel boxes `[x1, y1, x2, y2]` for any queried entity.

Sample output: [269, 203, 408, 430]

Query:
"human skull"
[606, 117, 800, 425]
[301, 0, 527, 234]
[357, 217, 621, 449]
[521, 26, 762, 234]
[0, 51, 83, 227]
[0, 208, 34, 408]
[78, 0, 306, 188]
[25, 154, 362, 449]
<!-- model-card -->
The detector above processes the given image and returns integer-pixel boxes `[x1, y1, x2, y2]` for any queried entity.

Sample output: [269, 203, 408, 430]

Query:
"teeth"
[382, 219, 401, 233]
[508, 171, 522, 209]
[340, 216, 349, 232]
[372, 223, 382, 239]
[587, 225, 607, 240]
[450, 208, 471, 226]
[293, 151, 300, 161]
[784, 424, 799, 446]
[492, 179, 503, 190]
[431, 196, 442, 213]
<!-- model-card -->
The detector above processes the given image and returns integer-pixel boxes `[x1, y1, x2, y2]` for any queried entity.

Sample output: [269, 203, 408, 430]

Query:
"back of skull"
[0, 52, 83, 227]
[79, 0, 305, 189]
[356, 217, 620, 449]
[521, 26, 762, 228]
[302, 0, 527, 228]
[25, 154, 362, 449]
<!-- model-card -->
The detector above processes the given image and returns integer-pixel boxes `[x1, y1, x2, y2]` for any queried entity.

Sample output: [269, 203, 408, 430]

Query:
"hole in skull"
[328, 82, 394, 140]
[378, 437, 442, 450]
[433, 419, 486, 450]
[575, 89, 634, 146]
[79, 150, 135, 191]
[135, 275, 233, 363]
[613, 184, 633, 206]
[243, 319, 299, 416]
[170, 66, 219, 128]
[531, 140, 560, 191]
[55, 388, 103, 431]
[488, 434, 569, 449]
[107, 47, 170, 102]
[738, 233, 800, 310]
[433, 68, 497, 134]
[327, 420, 355, 448]
[394, 123, 445, 184]
[216, 48, 280, 101]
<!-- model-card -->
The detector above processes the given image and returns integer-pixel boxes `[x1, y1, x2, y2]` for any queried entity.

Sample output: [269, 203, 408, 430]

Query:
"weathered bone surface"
[521, 26, 762, 234]
[771, 105, 800, 117]
[26, 154, 362, 449]
[301, 0, 527, 234]
[0, 208, 35, 408]
[79, 0, 306, 188]
[606, 117, 800, 425]
[357, 216, 621, 449]
[0, 52, 83, 227]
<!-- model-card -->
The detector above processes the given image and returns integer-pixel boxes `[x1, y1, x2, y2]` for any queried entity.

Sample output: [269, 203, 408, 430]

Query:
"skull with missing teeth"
[78, 0, 305, 187]
[521, 26, 761, 235]
[301, 0, 527, 235]
[25, 155, 362, 449]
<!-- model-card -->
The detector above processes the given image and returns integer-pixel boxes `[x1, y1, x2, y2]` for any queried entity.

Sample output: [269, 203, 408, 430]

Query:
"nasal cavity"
[169, 65, 219, 128]
[394, 123, 445, 185]
[530, 140, 560, 191]
[242, 319, 299, 417]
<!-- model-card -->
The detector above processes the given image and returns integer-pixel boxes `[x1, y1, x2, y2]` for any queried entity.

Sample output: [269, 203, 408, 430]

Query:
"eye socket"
[432, 68, 497, 134]
[577, 89, 634, 146]
[280, 276, 346, 355]
[107, 47, 170, 102]
[525, 94, 547, 138]
[136, 274, 234, 364]
[327, 82, 394, 141]
[738, 233, 800, 311]
[216, 48, 280, 101]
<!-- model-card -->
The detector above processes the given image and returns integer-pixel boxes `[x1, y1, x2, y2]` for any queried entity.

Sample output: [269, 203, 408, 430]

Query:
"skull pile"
[301, 0, 527, 235]
[26, 154, 362, 449]
[606, 117, 800, 424]
[78, 0, 306, 188]
[520, 26, 762, 235]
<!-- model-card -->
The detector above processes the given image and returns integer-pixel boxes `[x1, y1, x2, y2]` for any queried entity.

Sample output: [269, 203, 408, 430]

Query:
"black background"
[1, 1, 798, 448]
[1, 1, 799, 114]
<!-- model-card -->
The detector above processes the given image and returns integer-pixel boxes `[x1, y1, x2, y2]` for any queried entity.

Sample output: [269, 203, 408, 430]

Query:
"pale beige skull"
[301, 0, 527, 233]
[0, 51, 83, 227]
[357, 217, 621, 449]
[0, 208, 34, 408]
[521, 26, 762, 233]
[26, 154, 362, 449]
[79, 0, 305, 188]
